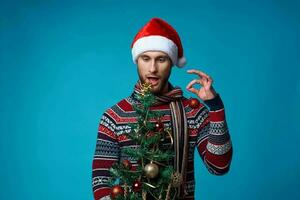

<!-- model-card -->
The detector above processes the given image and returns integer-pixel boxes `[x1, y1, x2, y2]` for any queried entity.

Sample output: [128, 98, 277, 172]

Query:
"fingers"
[186, 79, 202, 95]
[186, 79, 202, 88]
[187, 69, 210, 78]
[186, 87, 198, 95]
[187, 69, 213, 83]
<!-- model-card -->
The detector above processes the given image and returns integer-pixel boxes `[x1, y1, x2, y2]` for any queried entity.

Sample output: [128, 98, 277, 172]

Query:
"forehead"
[140, 51, 169, 57]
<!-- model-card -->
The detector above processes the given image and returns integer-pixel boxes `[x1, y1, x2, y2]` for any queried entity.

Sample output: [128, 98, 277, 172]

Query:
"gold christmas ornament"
[144, 162, 159, 179]
[171, 172, 183, 187]
[140, 82, 152, 95]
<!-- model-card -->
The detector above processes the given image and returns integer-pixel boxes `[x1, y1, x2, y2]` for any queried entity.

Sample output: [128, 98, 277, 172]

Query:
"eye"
[158, 57, 167, 63]
[141, 56, 150, 62]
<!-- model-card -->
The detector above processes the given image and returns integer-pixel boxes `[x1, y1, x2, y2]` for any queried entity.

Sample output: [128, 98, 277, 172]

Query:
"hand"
[186, 69, 217, 101]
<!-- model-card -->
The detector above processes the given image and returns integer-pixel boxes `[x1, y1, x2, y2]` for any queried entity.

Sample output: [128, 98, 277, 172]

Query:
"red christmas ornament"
[189, 98, 200, 109]
[155, 120, 164, 132]
[110, 185, 124, 199]
[122, 159, 132, 170]
[132, 180, 142, 192]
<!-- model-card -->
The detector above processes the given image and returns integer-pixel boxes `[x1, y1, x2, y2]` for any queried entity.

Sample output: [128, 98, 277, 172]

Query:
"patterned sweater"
[92, 91, 233, 200]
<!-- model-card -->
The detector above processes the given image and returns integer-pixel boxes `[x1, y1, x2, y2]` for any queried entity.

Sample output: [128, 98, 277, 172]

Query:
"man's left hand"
[186, 69, 217, 101]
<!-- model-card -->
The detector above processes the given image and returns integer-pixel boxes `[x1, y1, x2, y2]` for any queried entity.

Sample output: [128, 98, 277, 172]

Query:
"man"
[92, 18, 233, 200]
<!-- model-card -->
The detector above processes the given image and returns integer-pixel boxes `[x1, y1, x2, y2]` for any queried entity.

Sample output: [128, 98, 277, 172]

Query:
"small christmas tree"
[108, 83, 181, 200]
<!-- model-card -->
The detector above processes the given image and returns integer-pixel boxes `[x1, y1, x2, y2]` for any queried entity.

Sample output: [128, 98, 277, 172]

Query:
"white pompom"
[176, 56, 186, 68]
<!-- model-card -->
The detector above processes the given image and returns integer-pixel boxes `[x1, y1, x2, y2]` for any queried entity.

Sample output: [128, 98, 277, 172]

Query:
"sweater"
[92, 91, 233, 200]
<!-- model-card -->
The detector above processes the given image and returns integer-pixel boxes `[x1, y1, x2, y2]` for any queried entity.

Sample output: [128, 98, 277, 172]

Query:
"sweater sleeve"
[92, 110, 120, 200]
[196, 93, 233, 175]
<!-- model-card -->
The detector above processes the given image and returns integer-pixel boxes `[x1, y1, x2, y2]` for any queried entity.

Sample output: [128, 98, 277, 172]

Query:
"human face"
[137, 51, 173, 95]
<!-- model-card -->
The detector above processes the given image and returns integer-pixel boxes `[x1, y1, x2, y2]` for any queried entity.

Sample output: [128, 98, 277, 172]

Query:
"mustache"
[146, 75, 160, 78]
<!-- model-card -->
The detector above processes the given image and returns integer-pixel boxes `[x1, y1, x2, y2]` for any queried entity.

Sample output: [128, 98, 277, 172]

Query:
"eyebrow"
[140, 54, 168, 59]
[156, 56, 168, 59]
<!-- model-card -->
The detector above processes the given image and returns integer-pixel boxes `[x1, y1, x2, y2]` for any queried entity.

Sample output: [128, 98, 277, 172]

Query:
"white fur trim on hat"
[132, 35, 181, 67]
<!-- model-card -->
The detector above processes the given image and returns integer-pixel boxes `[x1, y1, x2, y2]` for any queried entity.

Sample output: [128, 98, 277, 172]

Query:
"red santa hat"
[131, 17, 186, 68]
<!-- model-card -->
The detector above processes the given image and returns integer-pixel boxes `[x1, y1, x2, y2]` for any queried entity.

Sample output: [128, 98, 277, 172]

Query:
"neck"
[159, 82, 170, 95]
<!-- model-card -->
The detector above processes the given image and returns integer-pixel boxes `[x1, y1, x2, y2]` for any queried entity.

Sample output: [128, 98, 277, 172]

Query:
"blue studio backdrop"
[1, 0, 299, 199]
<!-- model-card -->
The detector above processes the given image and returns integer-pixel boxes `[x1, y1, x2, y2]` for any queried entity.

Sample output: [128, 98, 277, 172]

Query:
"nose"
[149, 60, 158, 73]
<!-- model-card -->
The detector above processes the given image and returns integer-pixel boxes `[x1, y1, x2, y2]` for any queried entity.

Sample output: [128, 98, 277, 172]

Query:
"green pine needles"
[108, 83, 178, 200]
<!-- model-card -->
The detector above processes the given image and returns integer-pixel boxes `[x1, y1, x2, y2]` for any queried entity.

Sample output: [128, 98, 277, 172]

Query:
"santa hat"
[131, 18, 186, 68]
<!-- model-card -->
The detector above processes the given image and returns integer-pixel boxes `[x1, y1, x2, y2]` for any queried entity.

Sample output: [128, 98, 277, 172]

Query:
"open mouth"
[147, 76, 159, 86]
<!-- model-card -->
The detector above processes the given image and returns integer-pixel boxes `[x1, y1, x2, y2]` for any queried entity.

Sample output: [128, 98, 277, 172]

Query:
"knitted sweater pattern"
[92, 92, 233, 200]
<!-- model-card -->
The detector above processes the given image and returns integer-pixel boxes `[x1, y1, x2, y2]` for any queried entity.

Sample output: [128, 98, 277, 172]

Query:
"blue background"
[1, 0, 299, 199]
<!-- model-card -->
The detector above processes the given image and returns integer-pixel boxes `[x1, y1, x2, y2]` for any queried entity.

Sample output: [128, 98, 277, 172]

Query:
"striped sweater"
[92, 91, 233, 200]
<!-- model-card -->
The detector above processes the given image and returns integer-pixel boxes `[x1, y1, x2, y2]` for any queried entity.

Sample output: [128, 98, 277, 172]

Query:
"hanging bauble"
[110, 185, 124, 199]
[144, 162, 159, 179]
[171, 172, 183, 187]
[122, 159, 132, 170]
[132, 180, 142, 192]
[189, 98, 200, 109]
[155, 120, 164, 132]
